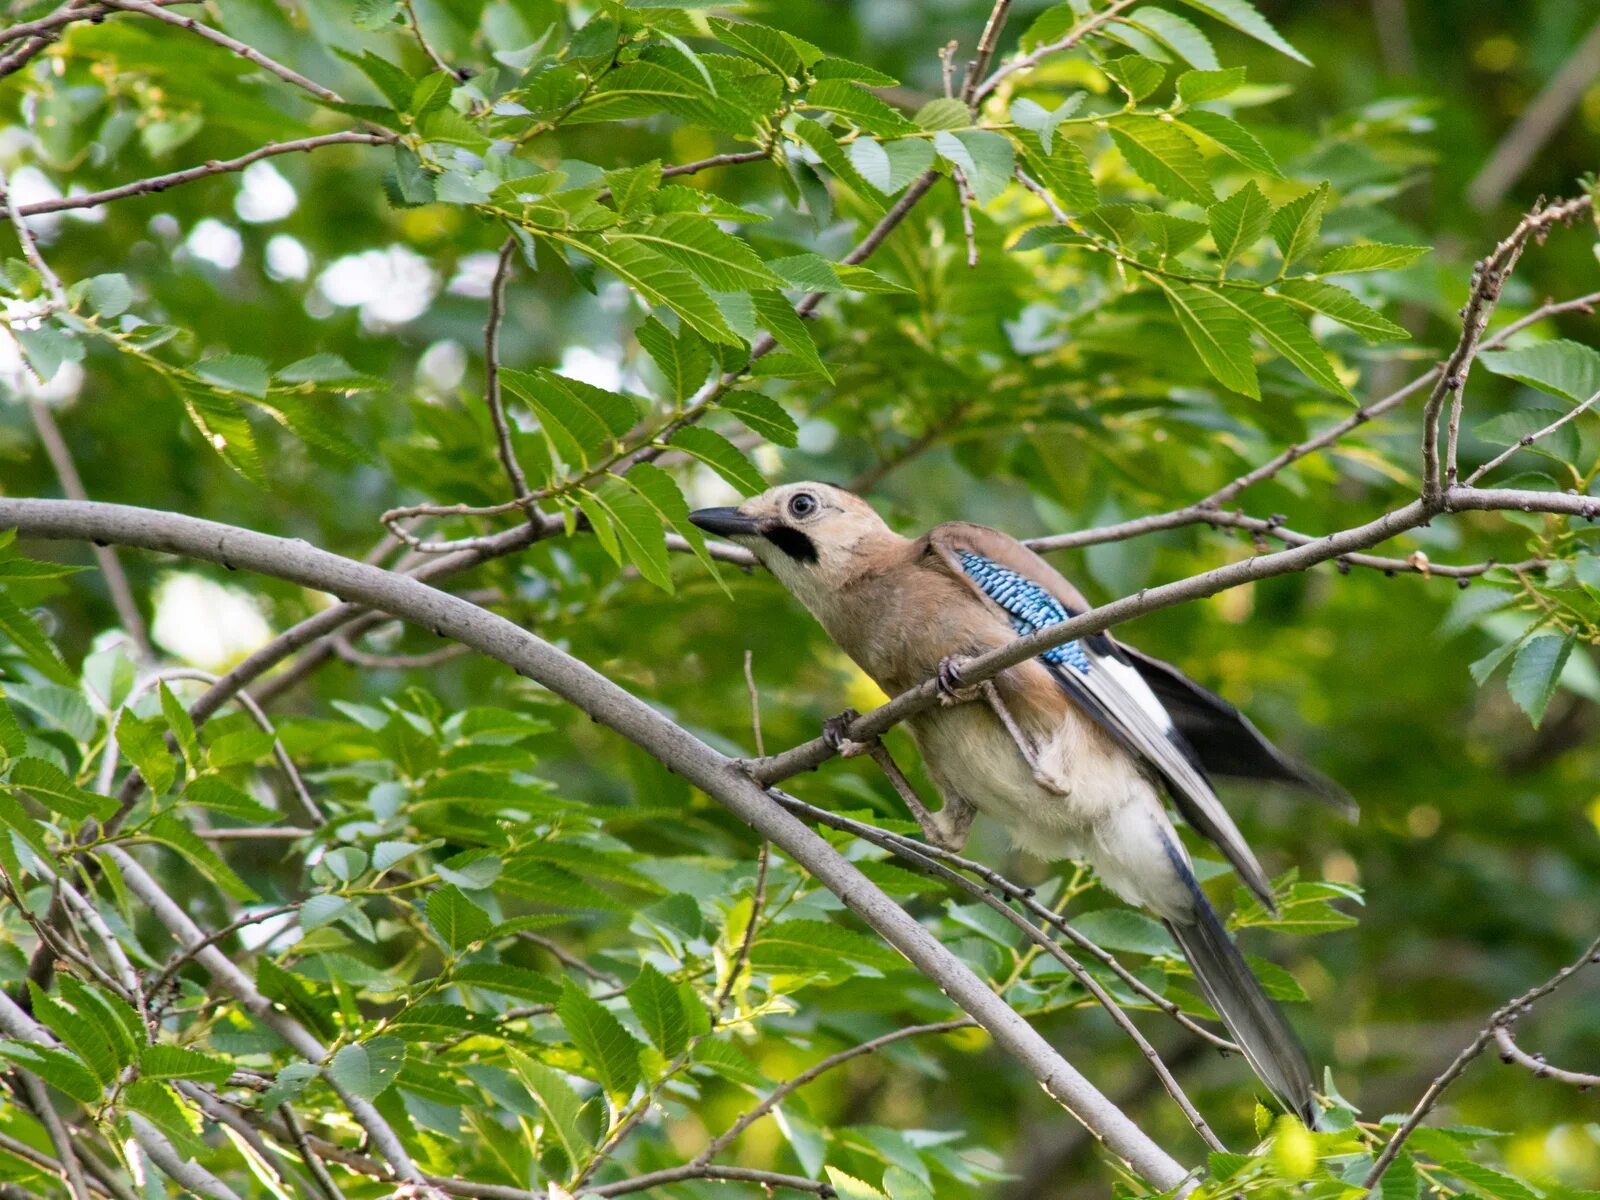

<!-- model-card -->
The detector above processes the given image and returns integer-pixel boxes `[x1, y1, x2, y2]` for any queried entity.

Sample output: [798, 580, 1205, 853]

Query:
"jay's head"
[689, 482, 899, 599]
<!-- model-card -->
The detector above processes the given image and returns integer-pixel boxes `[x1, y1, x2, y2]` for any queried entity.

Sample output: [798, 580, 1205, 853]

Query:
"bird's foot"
[935, 656, 980, 706]
[821, 708, 872, 758]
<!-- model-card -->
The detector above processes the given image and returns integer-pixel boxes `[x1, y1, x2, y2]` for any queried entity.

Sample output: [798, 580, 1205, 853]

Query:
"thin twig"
[0, 133, 394, 218]
[1490, 1023, 1599, 1088]
[1463, 385, 1600, 485]
[482, 236, 534, 514]
[1363, 933, 1600, 1188]
[398, 0, 462, 79]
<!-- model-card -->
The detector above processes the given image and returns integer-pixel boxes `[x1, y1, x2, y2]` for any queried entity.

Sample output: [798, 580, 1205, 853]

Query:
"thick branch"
[0, 497, 1189, 1190]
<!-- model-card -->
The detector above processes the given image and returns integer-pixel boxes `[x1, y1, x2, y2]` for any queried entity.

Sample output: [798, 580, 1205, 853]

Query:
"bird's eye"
[788, 492, 819, 519]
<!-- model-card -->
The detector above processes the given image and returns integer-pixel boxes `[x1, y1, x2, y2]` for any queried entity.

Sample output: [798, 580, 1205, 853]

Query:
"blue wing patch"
[957, 551, 1091, 674]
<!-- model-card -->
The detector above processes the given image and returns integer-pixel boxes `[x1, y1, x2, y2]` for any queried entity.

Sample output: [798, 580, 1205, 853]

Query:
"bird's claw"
[822, 708, 871, 758]
[936, 656, 979, 706]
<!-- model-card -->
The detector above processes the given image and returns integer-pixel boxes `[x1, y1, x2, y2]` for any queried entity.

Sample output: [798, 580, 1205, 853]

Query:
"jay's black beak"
[688, 507, 761, 538]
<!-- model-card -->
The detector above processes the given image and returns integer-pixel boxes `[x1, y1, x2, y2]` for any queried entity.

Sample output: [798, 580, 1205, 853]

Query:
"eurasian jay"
[690, 481, 1347, 1128]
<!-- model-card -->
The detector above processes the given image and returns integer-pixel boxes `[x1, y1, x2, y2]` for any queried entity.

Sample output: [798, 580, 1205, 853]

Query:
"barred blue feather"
[957, 551, 1091, 674]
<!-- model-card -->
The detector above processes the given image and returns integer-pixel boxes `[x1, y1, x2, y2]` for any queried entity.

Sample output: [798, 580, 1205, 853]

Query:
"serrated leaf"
[636, 316, 712, 402]
[1180, 109, 1280, 176]
[752, 289, 829, 379]
[1216, 287, 1353, 399]
[1138, 212, 1208, 258]
[508, 1049, 592, 1163]
[328, 1037, 405, 1100]
[1151, 275, 1259, 397]
[670, 427, 765, 494]
[1177, 66, 1246, 102]
[181, 775, 278, 823]
[147, 814, 258, 901]
[563, 233, 740, 346]
[261, 1062, 319, 1113]
[334, 47, 416, 109]
[195, 354, 270, 399]
[558, 978, 643, 1098]
[1107, 116, 1214, 205]
[1208, 180, 1272, 268]
[275, 353, 383, 389]
[0, 1041, 102, 1104]
[1278, 278, 1409, 342]
[85, 273, 133, 318]
[1479, 339, 1600, 405]
[0, 593, 75, 686]
[452, 964, 562, 1003]
[717, 392, 798, 446]
[1072, 909, 1177, 956]
[587, 483, 674, 592]
[1269, 182, 1330, 271]
[826, 1167, 889, 1200]
[625, 214, 786, 292]
[1014, 129, 1097, 212]
[626, 963, 689, 1057]
[4, 757, 115, 822]
[1317, 243, 1430, 274]
[1010, 93, 1084, 155]
[806, 79, 916, 136]
[711, 19, 802, 79]
[1103, 54, 1166, 101]
[1172, 0, 1309, 64]
[138, 1044, 233, 1083]
[623, 463, 723, 585]
[426, 884, 491, 952]
[912, 97, 971, 132]
[849, 139, 893, 193]
[1507, 633, 1575, 727]
[182, 389, 265, 484]
[1126, 7, 1219, 69]
[115, 712, 176, 798]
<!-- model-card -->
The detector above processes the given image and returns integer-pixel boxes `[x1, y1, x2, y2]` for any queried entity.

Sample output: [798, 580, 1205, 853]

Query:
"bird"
[689, 481, 1350, 1128]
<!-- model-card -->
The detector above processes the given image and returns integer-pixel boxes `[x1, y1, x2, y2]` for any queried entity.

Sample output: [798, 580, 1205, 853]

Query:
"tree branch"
[1363, 932, 1600, 1188]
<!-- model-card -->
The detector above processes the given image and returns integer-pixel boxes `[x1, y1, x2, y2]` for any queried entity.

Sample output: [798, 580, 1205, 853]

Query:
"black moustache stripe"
[763, 524, 818, 563]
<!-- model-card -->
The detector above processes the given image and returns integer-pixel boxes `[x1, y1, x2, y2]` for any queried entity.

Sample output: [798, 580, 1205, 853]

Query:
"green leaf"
[1269, 182, 1330, 271]
[636, 317, 711, 402]
[1125, 7, 1219, 69]
[565, 233, 740, 346]
[181, 390, 265, 485]
[195, 354, 271, 399]
[625, 214, 787, 292]
[1102, 54, 1166, 101]
[753, 289, 830, 379]
[409, 71, 453, 120]
[1278, 278, 1410, 342]
[261, 1062, 320, 1113]
[878, 138, 938, 194]
[1010, 93, 1084, 155]
[1208, 180, 1272, 268]
[717, 392, 798, 447]
[334, 47, 416, 109]
[1137, 212, 1208, 258]
[623, 463, 723, 584]
[753, 919, 902, 970]
[942, 129, 1015, 204]
[1107, 116, 1214, 205]
[1245, 954, 1308, 1002]
[276, 353, 385, 389]
[13, 323, 82, 383]
[4, 757, 115, 822]
[1479, 339, 1600, 404]
[0, 1041, 102, 1104]
[669, 427, 766, 494]
[826, 1167, 889, 1200]
[328, 1037, 405, 1100]
[1176, 66, 1246, 103]
[85, 273, 133, 318]
[0, 689, 23, 760]
[1172, 0, 1309, 65]
[711, 19, 802, 79]
[626, 962, 689, 1057]
[1013, 130, 1097, 213]
[451, 964, 562, 1003]
[146, 814, 259, 901]
[508, 1049, 593, 1163]
[1179, 109, 1280, 176]
[806, 79, 917, 136]
[586, 483, 674, 592]
[1317, 243, 1430, 274]
[6, 682, 96, 744]
[29, 981, 128, 1084]
[0, 594, 74, 686]
[557, 978, 644, 1098]
[1072, 909, 1177, 956]
[848, 138, 893, 192]
[1150, 275, 1259, 398]
[115, 712, 176, 798]
[138, 1044, 233, 1084]
[159, 682, 200, 776]
[1217, 287, 1353, 399]
[1507, 633, 1575, 727]
[181, 775, 279, 823]
[1475, 408, 1580, 467]
[812, 57, 897, 87]
[426, 884, 491, 952]
[912, 97, 971, 131]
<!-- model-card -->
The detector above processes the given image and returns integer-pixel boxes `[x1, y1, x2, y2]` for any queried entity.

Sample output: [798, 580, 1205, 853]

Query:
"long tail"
[1164, 894, 1320, 1129]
